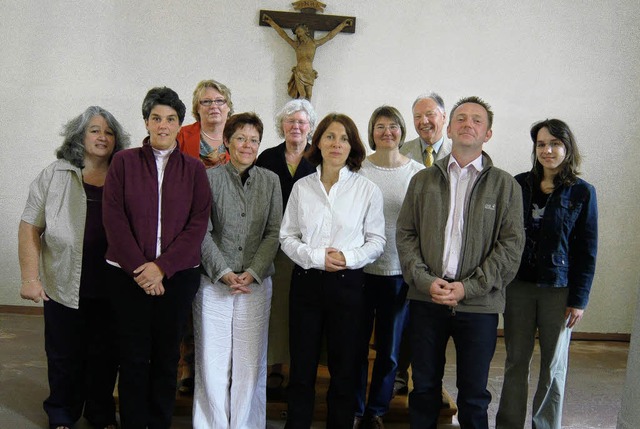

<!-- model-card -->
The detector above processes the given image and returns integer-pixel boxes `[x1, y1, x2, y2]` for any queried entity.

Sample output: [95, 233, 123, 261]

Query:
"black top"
[79, 182, 109, 299]
[517, 183, 550, 282]
[255, 142, 316, 211]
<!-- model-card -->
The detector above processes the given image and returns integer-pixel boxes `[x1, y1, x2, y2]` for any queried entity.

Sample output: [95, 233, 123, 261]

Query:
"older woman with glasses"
[176, 79, 234, 395]
[193, 112, 282, 428]
[280, 113, 385, 428]
[354, 106, 424, 429]
[255, 98, 317, 398]
[178, 79, 233, 168]
[19, 106, 129, 429]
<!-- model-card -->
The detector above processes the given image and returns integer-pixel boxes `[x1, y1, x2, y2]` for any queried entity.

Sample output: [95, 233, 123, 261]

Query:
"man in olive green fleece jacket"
[396, 96, 525, 429]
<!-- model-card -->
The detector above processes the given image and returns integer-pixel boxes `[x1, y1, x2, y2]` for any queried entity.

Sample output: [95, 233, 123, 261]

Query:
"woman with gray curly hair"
[18, 106, 129, 429]
[255, 98, 317, 398]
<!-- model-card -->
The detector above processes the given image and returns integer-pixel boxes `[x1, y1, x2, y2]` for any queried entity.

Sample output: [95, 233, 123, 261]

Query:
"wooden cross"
[260, 1, 356, 99]
[259, 1, 356, 37]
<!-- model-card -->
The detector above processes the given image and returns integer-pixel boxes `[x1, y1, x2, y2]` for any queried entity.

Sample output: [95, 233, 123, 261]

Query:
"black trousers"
[285, 266, 365, 429]
[43, 296, 118, 429]
[108, 265, 199, 429]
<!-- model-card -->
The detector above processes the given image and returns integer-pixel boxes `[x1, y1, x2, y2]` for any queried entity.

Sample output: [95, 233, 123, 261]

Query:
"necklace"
[201, 129, 222, 141]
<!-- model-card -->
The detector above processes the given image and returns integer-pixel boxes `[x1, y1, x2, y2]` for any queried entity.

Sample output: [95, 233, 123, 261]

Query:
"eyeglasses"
[284, 119, 310, 127]
[374, 124, 401, 132]
[232, 136, 261, 146]
[199, 99, 227, 107]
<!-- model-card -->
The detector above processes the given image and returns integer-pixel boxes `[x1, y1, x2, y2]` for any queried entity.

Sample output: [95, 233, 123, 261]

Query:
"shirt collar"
[420, 135, 445, 154]
[447, 153, 484, 173]
[315, 164, 353, 182]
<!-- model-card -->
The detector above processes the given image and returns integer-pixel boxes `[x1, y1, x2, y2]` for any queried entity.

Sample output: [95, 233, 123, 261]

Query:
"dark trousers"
[409, 300, 498, 429]
[109, 265, 199, 429]
[355, 274, 408, 417]
[285, 266, 365, 429]
[43, 297, 118, 429]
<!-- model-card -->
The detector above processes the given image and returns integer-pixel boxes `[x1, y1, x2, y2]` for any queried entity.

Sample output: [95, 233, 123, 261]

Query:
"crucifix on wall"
[260, 1, 356, 100]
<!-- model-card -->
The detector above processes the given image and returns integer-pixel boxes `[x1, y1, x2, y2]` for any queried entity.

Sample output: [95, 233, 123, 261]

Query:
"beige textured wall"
[1, 0, 639, 333]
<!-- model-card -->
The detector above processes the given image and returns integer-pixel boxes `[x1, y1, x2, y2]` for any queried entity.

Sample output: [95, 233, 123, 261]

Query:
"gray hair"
[56, 106, 130, 168]
[275, 99, 317, 142]
[412, 92, 446, 114]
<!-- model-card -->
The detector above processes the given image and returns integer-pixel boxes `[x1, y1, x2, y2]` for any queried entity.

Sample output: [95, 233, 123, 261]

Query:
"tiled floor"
[0, 313, 628, 428]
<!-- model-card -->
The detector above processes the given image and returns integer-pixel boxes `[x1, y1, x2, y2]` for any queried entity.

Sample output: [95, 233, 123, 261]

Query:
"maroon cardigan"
[103, 138, 212, 278]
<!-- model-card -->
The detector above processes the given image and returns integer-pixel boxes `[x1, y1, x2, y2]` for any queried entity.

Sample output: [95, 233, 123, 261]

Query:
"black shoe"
[392, 378, 408, 397]
[353, 416, 363, 429]
[361, 414, 385, 429]
[177, 376, 194, 395]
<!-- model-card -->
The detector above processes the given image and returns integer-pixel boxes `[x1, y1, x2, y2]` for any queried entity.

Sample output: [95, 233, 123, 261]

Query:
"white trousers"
[192, 275, 272, 429]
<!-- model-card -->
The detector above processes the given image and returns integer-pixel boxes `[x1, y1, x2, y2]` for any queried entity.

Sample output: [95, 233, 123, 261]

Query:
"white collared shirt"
[442, 154, 483, 279]
[280, 165, 386, 270]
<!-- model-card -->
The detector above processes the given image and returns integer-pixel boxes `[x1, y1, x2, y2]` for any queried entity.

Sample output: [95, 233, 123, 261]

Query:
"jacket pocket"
[558, 196, 582, 228]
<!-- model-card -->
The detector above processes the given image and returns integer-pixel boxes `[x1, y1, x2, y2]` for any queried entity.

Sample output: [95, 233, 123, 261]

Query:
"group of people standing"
[18, 81, 597, 429]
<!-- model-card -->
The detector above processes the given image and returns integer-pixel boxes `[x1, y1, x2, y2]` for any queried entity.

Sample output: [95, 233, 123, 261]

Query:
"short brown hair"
[367, 105, 406, 150]
[306, 113, 366, 172]
[223, 112, 264, 144]
[449, 96, 493, 130]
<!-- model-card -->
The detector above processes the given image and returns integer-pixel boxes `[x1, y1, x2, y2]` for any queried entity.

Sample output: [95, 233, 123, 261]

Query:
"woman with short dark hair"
[496, 119, 598, 429]
[193, 112, 282, 428]
[280, 113, 386, 428]
[103, 87, 211, 429]
[19, 105, 129, 429]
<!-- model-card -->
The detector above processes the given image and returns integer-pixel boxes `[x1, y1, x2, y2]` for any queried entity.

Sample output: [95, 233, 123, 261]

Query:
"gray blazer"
[200, 163, 283, 285]
[400, 137, 452, 166]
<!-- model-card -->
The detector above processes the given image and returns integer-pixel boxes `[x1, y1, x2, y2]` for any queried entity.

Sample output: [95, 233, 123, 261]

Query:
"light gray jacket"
[201, 163, 283, 284]
[21, 160, 86, 309]
[399, 137, 452, 166]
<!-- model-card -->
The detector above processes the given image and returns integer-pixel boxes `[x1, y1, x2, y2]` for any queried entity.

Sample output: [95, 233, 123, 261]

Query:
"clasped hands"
[134, 262, 165, 296]
[430, 278, 465, 307]
[221, 271, 255, 295]
[325, 247, 346, 272]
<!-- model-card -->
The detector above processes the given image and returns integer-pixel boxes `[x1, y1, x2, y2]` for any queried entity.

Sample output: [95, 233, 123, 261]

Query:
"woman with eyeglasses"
[255, 99, 317, 399]
[19, 106, 129, 429]
[178, 79, 233, 169]
[353, 106, 425, 429]
[176, 79, 233, 394]
[192, 113, 282, 428]
[280, 113, 385, 428]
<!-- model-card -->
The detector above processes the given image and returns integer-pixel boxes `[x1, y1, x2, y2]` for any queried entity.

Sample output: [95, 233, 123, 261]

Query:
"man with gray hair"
[400, 92, 451, 167]
[393, 92, 452, 398]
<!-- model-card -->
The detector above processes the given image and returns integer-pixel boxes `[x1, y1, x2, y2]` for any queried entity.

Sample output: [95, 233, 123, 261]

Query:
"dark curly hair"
[142, 86, 186, 124]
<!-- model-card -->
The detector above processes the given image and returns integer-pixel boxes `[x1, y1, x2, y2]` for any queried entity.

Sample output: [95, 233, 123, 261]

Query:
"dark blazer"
[256, 142, 316, 211]
[103, 138, 212, 278]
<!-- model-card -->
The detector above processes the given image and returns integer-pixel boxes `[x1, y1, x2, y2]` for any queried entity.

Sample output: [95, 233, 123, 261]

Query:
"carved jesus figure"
[263, 13, 353, 100]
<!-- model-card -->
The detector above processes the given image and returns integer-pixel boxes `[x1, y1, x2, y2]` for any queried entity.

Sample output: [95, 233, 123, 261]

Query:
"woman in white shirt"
[280, 113, 386, 429]
[354, 106, 424, 428]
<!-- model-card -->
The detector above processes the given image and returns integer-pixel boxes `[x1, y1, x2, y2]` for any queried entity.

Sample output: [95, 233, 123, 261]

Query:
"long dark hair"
[530, 118, 581, 187]
[306, 113, 366, 172]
